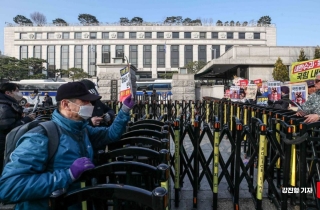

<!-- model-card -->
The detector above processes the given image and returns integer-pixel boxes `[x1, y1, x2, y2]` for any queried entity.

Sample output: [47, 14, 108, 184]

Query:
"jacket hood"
[51, 109, 89, 134]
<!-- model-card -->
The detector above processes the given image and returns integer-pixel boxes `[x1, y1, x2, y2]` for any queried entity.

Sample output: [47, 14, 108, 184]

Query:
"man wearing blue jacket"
[0, 82, 134, 209]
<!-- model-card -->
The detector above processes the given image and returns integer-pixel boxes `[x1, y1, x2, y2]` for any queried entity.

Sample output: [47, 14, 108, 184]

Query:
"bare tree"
[202, 18, 208, 25]
[209, 18, 213, 26]
[30, 12, 47, 25]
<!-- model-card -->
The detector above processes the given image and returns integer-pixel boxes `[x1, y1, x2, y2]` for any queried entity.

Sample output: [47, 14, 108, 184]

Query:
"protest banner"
[290, 59, 320, 82]
[246, 84, 258, 100]
[230, 86, 240, 101]
[119, 66, 132, 102]
[256, 96, 268, 106]
[267, 81, 281, 101]
[254, 79, 262, 88]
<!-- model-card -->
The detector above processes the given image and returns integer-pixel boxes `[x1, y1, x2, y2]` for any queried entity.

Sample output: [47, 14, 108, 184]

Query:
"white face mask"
[12, 91, 23, 101]
[68, 101, 94, 120]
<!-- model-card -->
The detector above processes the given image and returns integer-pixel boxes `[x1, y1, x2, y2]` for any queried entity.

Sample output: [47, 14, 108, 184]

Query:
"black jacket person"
[0, 83, 35, 173]
[80, 79, 115, 127]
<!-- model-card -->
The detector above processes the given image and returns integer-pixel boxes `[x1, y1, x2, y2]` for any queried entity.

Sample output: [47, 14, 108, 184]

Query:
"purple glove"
[69, 157, 95, 181]
[122, 94, 135, 113]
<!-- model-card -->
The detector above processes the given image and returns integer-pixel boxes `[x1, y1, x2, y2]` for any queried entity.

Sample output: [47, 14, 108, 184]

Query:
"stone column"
[83, 45, 88, 73]
[96, 45, 102, 65]
[55, 45, 61, 70]
[193, 45, 198, 62]
[152, 44, 157, 78]
[179, 45, 184, 68]
[138, 45, 143, 69]
[207, 45, 212, 62]
[165, 44, 170, 69]
[69, 45, 74, 68]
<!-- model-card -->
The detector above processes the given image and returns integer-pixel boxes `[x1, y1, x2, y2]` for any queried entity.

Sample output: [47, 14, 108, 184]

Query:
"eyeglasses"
[315, 79, 320, 84]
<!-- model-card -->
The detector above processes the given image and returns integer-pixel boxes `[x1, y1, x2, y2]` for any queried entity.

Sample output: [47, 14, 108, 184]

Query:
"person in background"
[42, 93, 53, 107]
[80, 79, 115, 127]
[296, 73, 320, 123]
[151, 89, 158, 102]
[0, 82, 134, 209]
[0, 83, 35, 173]
[307, 80, 316, 95]
[142, 89, 149, 101]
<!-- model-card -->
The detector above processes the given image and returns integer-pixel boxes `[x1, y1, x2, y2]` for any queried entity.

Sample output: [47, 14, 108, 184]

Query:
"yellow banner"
[290, 59, 320, 82]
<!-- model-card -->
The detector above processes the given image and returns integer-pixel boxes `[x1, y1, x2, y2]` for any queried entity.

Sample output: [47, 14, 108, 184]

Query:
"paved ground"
[168, 131, 300, 210]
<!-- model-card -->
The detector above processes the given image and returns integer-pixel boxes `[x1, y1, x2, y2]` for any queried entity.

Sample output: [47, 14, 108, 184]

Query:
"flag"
[164, 42, 166, 54]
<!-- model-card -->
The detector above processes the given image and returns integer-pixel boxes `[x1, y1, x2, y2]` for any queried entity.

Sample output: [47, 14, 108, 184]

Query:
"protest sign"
[119, 66, 132, 102]
[290, 59, 320, 82]
[230, 86, 240, 101]
[254, 79, 262, 88]
[246, 84, 258, 100]
[267, 81, 281, 101]
[256, 96, 268, 106]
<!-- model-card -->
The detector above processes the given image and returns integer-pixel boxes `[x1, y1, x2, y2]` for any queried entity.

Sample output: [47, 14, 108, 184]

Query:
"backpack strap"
[39, 121, 60, 163]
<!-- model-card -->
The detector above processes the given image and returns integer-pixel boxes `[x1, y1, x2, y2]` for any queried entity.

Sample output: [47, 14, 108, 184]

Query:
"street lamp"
[210, 48, 217, 59]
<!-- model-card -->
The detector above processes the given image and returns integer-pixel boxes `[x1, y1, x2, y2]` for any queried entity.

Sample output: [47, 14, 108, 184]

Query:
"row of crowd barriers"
[28, 99, 320, 210]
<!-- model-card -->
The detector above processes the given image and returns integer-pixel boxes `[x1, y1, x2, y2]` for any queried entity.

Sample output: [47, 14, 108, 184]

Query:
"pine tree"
[272, 57, 289, 82]
[314, 45, 320, 59]
[297, 48, 309, 62]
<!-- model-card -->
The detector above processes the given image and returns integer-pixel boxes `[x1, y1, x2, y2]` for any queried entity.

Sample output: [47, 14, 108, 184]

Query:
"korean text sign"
[119, 66, 132, 102]
[290, 59, 320, 82]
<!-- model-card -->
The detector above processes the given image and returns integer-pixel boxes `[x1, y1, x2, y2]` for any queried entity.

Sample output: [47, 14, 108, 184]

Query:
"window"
[227, 32, 233, 39]
[184, 32, 191, 39]
[75, 32, 82, 39]
[102, 32, 109, 39]
[254, 33, 260, 39]
[129, 32, 136, 39]
[157, 45, 165, 68]
[239, 32, 245, 39]
[211, 45, 220, 59]
[212, 32, 218, 39]
[145, 32, 152, 38]
[102, 45, 110, 63]
[20, 46, 28, 59]
[184, 45, 193, 66]
[20, 33, 28, 39]
[171, 45, 179, 68]
[47, 33, 54, 39]
[116, 45, 124, 58]
[61, 46, 69, 73]
[90, 32, 97, 39]
[35, 33, 42, 39]
[117, 32, 124, 39]
[34, 46, 41, 58]
[74, 45, 82, 69]
[198, 45, 207, 62]
[88, 45, 96, 76]
[62, 32, 69, 39]
[47, 46, 55, 74]
[200, 32, 206, 39]
[226, 45, 233, 52]
[172, 32, 179, 39]
[129, 45, 138, 66]
[157, 32, 164, 39]
[143, 45, 152, 68]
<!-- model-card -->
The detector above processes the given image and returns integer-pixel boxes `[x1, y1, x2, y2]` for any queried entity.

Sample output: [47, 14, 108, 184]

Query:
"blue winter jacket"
[0, 109, 130, 209]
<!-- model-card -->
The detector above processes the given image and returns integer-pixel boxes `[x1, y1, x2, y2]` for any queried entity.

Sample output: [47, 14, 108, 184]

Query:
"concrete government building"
[4, 23, 276, 80]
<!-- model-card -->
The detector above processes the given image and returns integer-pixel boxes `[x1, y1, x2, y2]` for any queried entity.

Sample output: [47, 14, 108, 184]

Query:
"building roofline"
[4, 22, 276, 28]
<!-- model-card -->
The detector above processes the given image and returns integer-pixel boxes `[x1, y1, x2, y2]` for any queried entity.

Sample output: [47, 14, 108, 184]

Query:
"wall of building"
[4, 25, 276, 79]
[171, 74, 195, 101]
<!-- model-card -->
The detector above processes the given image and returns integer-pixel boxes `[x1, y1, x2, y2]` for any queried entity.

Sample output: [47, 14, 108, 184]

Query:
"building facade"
[4, 24, 276, 79]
